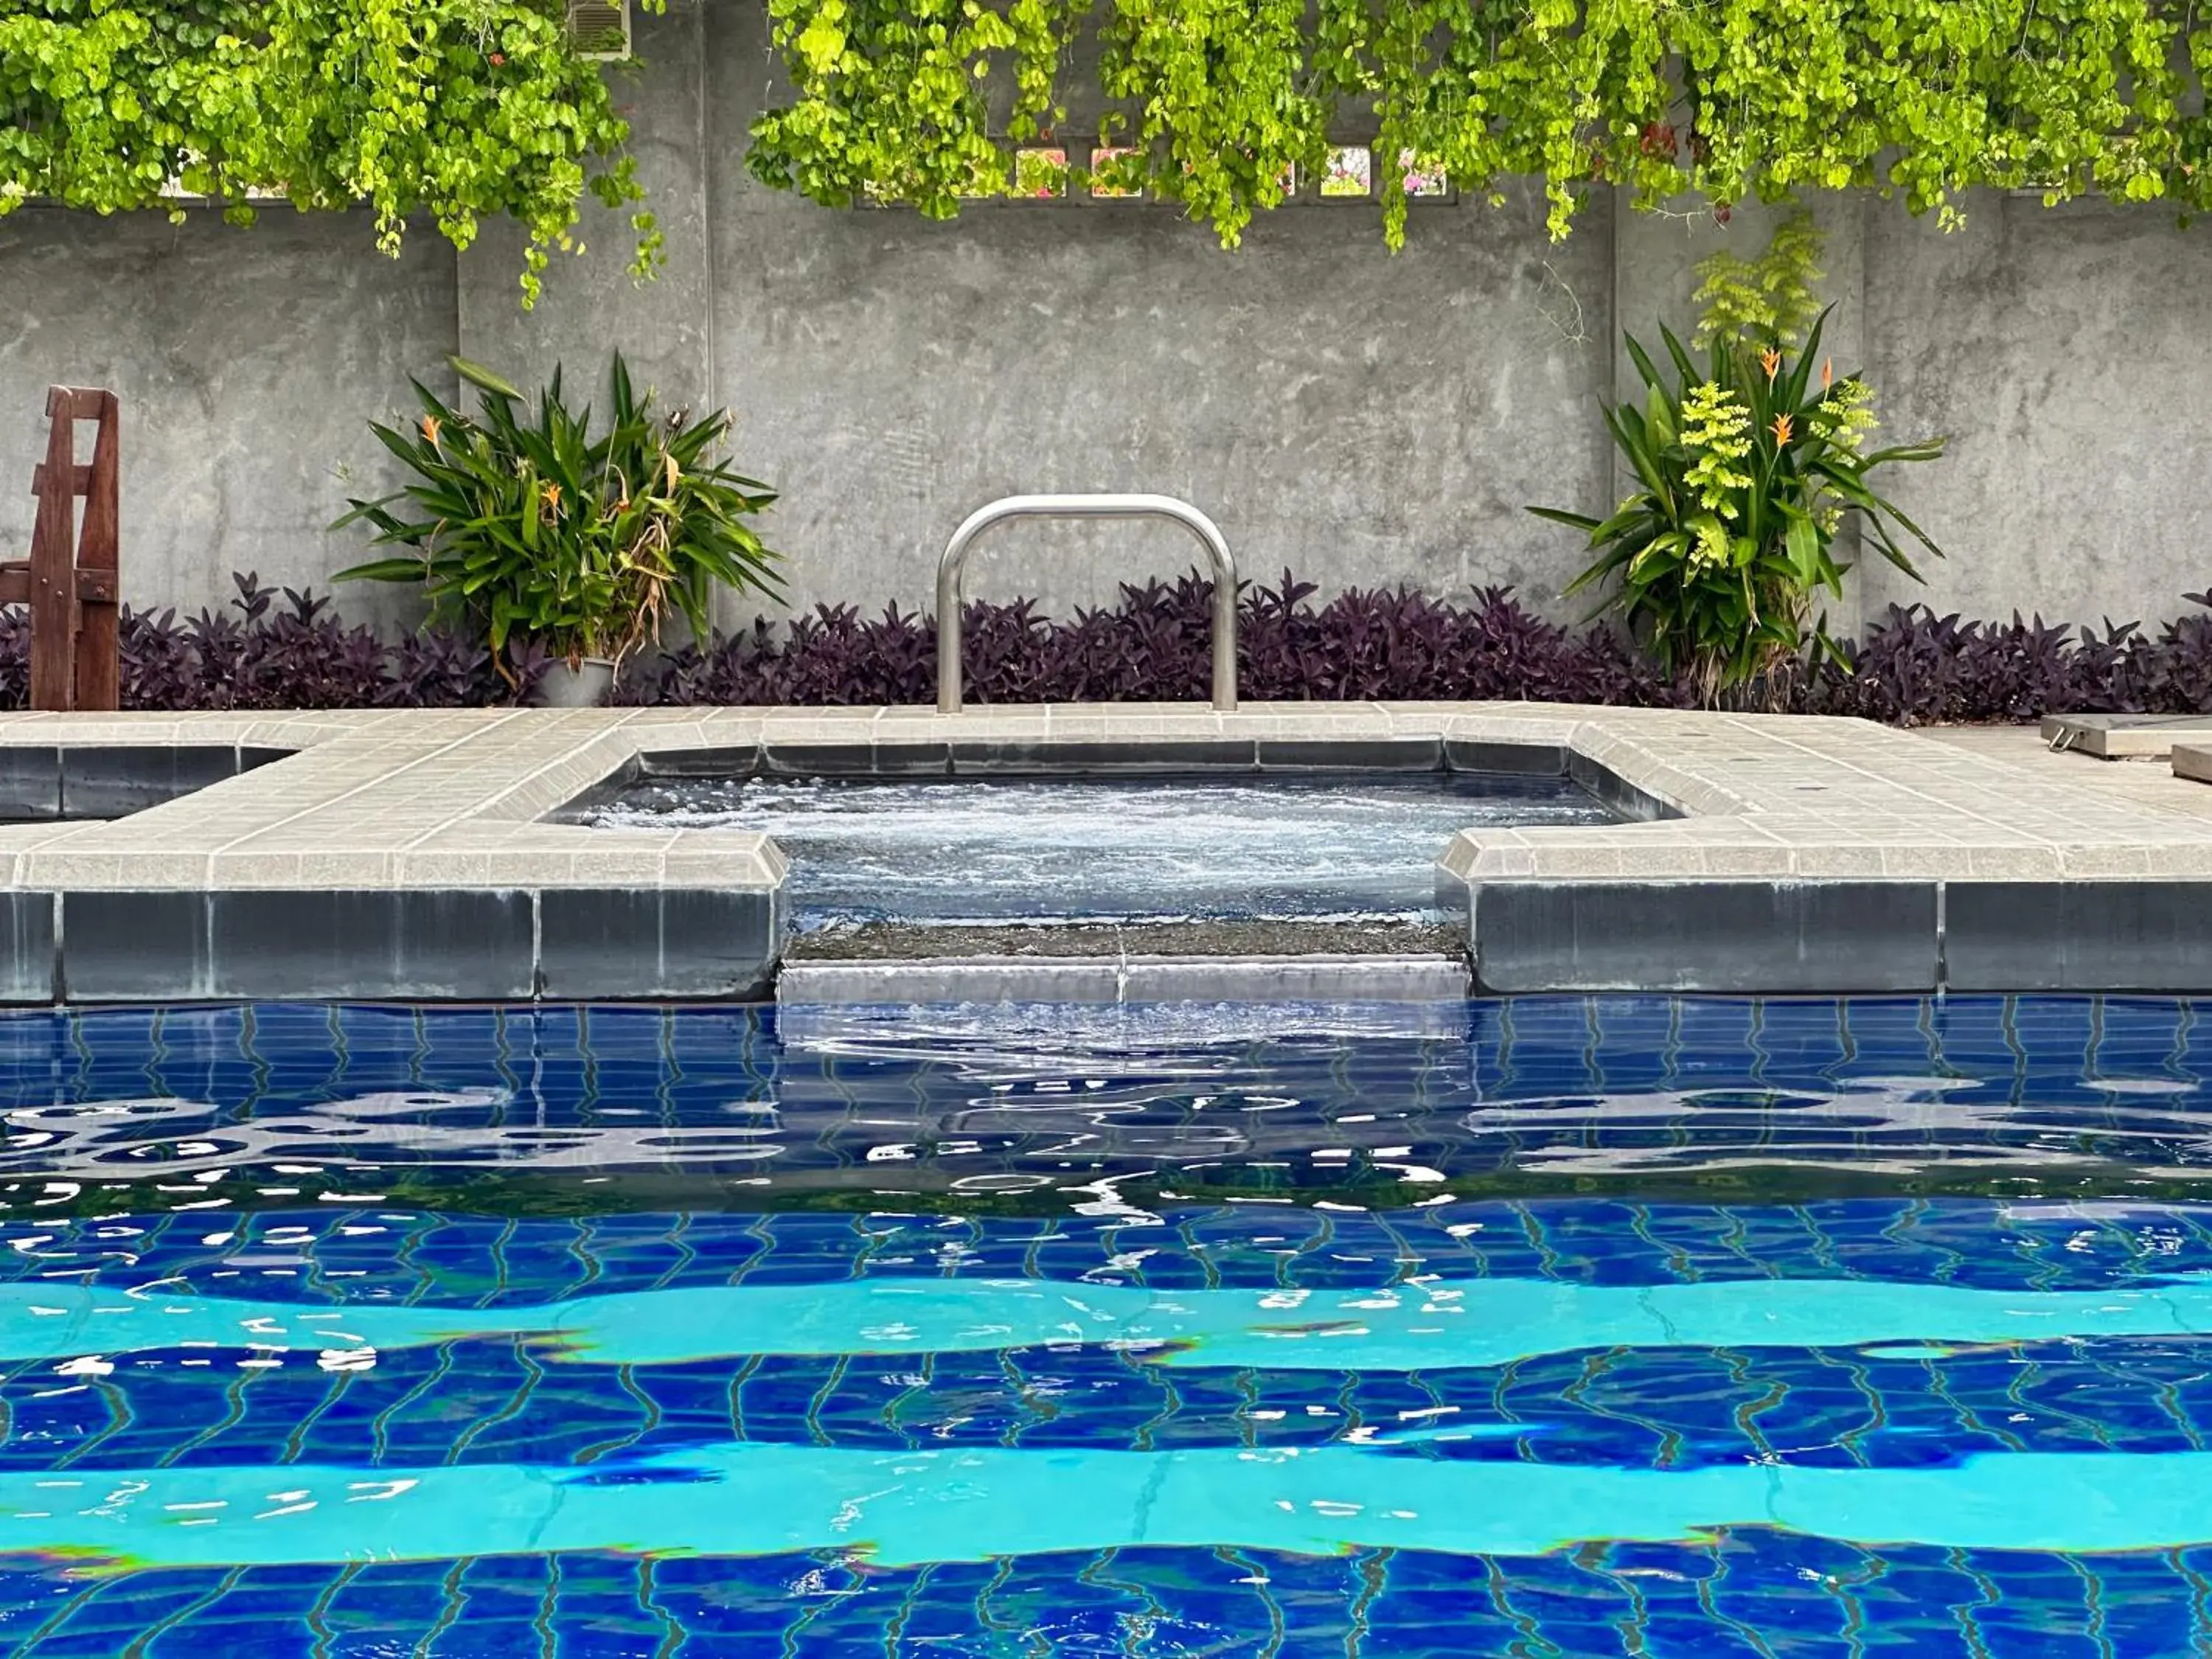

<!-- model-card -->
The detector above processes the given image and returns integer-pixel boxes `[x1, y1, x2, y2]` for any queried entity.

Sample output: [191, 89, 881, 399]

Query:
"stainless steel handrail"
[935, 493, 1238, 714]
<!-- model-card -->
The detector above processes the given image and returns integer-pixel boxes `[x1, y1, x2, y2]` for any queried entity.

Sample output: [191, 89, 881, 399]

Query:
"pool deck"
[0, 703, 2203, 1001]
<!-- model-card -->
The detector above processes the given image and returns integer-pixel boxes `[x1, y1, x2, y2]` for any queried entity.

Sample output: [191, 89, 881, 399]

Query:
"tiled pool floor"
[3, 998, 2212, 1654]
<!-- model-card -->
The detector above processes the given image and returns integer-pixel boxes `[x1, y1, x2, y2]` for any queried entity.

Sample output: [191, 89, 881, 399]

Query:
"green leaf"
[1527, 505, 1603, 533]
[452, 358, 526, 401]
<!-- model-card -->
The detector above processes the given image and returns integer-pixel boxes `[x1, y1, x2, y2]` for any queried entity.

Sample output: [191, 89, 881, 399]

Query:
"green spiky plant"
[1532, 212, 1947, 705]
[1532, 312, 1947, 705]
[335, 355, 781, 676]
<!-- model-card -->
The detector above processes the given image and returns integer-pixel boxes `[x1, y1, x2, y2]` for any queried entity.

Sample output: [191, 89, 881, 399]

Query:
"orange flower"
[1760, 346, 1781, 380]
[540, 482, 563, 512]
[1822, 356, 1834, 390]
[1771, 413, 1794, 445]
[419, 414, 442, 448]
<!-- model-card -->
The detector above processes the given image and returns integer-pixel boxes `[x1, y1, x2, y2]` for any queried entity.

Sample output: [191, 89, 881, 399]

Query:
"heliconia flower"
[541, 482, 563, 511]
[1760, 347, 1781, 380]
[1771, 413, 1794, 445]
[1822, 357, 1834, 390]
[420, 414, 442, 448]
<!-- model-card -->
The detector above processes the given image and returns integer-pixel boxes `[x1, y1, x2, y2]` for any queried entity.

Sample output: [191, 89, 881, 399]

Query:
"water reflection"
[0, 997, 2208, 1214]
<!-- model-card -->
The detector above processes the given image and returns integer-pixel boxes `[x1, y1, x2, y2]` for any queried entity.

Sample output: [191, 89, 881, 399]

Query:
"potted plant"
[334, 354, 782, 703]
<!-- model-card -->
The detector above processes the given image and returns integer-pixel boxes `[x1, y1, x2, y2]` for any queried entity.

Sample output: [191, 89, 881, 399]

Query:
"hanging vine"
[0, 0, 661, 306]
[10, 0, 2209, 301]
[748, 0, 2212, 246]
[746, 0, 1079, 215]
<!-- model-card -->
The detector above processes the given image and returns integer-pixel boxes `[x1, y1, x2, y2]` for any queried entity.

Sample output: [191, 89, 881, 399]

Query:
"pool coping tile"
[0, 703, 2201, 998]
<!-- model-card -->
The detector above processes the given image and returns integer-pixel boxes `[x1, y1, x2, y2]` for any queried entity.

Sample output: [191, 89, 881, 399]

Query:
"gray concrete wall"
[4, 0, 2211, 639]
[0, 207, 452, 632]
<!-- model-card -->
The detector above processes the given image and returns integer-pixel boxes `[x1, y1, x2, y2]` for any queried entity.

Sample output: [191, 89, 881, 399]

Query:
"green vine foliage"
[747, 0, 1079, 217]
[748, 0, 2212, 246]
[0, 0, 662, 306]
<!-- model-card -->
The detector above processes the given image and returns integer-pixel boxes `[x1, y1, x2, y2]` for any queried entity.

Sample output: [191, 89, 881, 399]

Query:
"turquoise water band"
[4, 1441, 2211, 1570]
[0, 1271, 2207, 1370]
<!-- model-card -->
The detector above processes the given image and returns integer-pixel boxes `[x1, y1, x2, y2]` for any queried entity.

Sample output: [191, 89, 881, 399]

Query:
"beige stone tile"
[2139, 843, 2212, 877]
[1784, 845, 1891, 878]
[1513, 845, 1626, 877]
[1877, 846, 1980, 879]
[1961, 846, 2070, 880]
[2058, 845, 2157, 877]
[27, 849, 214, 888]
[205, 851, 401, 888]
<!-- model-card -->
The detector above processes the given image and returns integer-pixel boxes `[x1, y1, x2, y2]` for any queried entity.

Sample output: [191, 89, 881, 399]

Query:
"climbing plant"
[14, 0, 2212, 297]
[747, 0, 1078, 217]
[746, 0, 2212, 246]
[0, 0, 660, 306]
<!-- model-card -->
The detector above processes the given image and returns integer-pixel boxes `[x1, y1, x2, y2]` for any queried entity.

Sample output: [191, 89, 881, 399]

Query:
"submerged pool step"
[775, 953, 1472, 1005]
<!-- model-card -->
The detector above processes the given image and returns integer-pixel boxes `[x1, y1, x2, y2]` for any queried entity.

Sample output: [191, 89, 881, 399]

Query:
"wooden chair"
[7, 387, 119, 711]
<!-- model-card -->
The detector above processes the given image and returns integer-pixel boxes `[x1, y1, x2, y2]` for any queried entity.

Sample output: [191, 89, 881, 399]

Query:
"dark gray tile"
[60, 745, 240, 818]
[637, 745, 758, 779]
[761, 742, 949, 776]
[0, 748, 61, 821]
[1443, 740, 1568, 777]
[949, 740, 1255, 775]
[1567, 752, 1681, 823]
[1468, 880, 1940, 993]
[1945, 881, 2212, 991]
[208, 890, 534, 999]
[1254, 737, 1443, 771]
[0, 893, 55, 1002]
[538, 887, 780, 998]
[60, 891, 207, 1000]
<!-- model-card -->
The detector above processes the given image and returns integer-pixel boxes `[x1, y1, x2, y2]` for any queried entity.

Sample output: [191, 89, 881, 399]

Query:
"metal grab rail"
[935, 493, 1238, 714]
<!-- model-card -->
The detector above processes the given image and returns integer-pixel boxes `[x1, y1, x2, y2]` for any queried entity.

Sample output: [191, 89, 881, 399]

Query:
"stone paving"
[0, 703, 2203, 999]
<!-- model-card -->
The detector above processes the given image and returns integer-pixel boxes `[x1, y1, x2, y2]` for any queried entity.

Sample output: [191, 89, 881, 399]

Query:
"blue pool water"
[4, 998, 2212, 1652]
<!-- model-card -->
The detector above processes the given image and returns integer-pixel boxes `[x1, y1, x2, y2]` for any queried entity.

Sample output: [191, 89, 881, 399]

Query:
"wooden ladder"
[7, 386, 119, 711]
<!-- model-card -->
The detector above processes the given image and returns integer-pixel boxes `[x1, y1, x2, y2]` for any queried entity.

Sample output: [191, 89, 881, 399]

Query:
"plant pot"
[533, 657, 617, 709]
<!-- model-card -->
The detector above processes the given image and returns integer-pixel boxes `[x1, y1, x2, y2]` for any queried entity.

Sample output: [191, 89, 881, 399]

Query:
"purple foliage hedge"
[5, 570, 2212, 726]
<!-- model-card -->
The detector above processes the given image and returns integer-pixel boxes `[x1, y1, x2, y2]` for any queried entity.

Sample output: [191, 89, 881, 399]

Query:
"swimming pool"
[2, 995, 2211, 1655]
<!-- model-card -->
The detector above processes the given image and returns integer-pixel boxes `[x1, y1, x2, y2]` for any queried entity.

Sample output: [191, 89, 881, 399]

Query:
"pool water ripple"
[0, 998, 2211, 1652]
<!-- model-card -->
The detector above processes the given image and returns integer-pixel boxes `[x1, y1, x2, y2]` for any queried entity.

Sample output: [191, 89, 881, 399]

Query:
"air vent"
[566, 0, 631, 59]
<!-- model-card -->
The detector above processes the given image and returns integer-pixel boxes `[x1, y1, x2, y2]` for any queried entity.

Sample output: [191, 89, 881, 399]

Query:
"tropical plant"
[333, 355, 781, 675]
[1531, 310, 1947, 703]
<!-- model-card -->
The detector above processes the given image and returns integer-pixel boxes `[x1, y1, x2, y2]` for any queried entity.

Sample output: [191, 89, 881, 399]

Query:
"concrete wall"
[4, 0, 2211, 638]
[0, 209, 453, 632]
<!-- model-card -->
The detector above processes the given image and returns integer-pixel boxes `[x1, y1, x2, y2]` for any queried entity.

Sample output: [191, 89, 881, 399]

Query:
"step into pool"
[2, 996, 2212, 1654]
[581, 771, 1613, 928]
